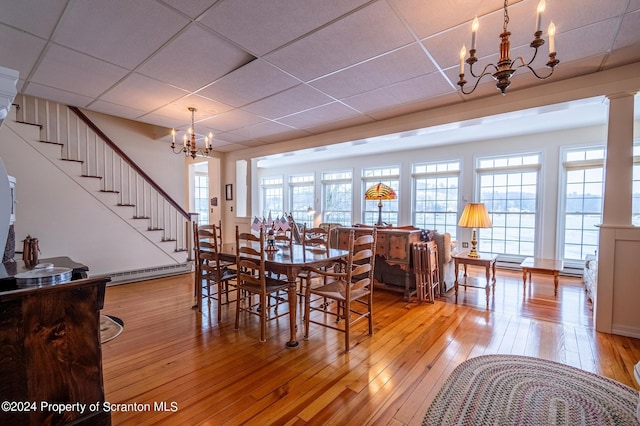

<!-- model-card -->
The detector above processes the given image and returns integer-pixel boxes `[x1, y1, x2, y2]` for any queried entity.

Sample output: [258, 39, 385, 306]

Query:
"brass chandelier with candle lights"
[170, 107, 213, 159]
[458, 0, 559, 95]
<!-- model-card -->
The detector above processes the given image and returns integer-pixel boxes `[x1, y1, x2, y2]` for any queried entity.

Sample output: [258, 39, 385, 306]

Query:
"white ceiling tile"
[390, 0, 506, 40]
[242, 84, 334, 119]
[310, 43, 437, 99]
[88, 100, 149, 121]
[546, 0, 628, 33]
[304, 115, 374, 135]
[365, 92, 462, 121]
[342, 73, 455, 114]
[199, 109, 265, 132]
[213, 143, 251, 152]
[233, 139, 266, 148]
[147, 94, 235, 128]
[199, 0, 371, 55]
[197, 59, 300, 107]
[22, 82, 95, 108]
[0, 25, 47, 81]
[0, 0, 67, 39]
[276, 102, 363, 128]
[258, 129, 313, 144]
[99, 73, 188, 112]
[214, 132, 252, 144]
[551, 19, 619, 63]
[160, 0, 215, 19]
[29, 44, 129, 98]
[53, 0, 190, 69]
[140, 112, 192, 129]
[265, 1, 415, 82]
[628, 0, 640, 11]
[613, 10, 640, 49]
[137, 25, 254, 92]
[231, 121, 299, 140]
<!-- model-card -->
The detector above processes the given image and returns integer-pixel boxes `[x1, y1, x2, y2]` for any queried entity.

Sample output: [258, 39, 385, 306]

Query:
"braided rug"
[423, 354, 639, 426]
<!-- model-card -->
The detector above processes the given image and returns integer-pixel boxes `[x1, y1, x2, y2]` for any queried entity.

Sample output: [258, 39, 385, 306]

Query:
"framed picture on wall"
[225, 184, 233, 201]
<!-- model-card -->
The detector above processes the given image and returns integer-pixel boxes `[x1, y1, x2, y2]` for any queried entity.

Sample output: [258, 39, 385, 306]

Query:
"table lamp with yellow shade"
[457, 202, 492, 258]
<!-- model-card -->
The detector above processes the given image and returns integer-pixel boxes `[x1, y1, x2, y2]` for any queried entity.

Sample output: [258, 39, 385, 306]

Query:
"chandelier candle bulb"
[183, 134, 187, 148]
[171, 128, 175, 144]
[471, 17, 479, 50]
[459, 45, 466, 74]
[548, 22, 556, 52]
[536, 0, 545, 32]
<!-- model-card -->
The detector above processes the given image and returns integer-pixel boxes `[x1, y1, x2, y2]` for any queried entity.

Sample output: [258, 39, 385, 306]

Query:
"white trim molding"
[0, 66, 18, 127]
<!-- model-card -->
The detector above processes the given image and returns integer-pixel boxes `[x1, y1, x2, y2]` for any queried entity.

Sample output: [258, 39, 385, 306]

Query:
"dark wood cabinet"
[0, 277, 110, 426]
[336, 227, 421, 299]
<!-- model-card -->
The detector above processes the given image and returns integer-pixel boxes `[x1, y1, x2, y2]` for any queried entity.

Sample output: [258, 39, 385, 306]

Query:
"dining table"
[201, 241, 349, 348]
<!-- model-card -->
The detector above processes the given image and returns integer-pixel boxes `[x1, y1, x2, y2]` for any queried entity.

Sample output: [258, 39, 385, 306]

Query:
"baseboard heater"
[106, 262, 193, 285]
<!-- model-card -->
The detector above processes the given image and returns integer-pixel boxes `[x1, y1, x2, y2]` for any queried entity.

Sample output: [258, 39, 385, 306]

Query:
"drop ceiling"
[1, 0, 640, 156]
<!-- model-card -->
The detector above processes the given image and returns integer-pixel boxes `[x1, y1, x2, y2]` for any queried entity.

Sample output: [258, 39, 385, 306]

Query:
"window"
[194, 173, 209, 226]
[561, 147, 604, 261]
[261, 176, 283, 217]
[477, 153, 540, 256]
[362, 166, 399, 226]
[322, 171, 352, 225]
[413, 161, 460, 238]
[633, 145, 640, 226]
[289, 174, 315, 227]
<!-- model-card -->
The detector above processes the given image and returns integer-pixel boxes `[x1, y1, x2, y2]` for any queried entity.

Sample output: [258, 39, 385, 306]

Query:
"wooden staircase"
[11, 94, 193, 280]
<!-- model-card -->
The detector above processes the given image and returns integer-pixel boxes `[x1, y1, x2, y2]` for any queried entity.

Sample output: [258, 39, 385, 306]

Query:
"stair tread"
[117, 203, 135, 207]
[132, 216, 151, 219]
[61, 158, 83, 163]
[147, 227, 164, 231]
[39, 140, 64, 146]
[99, 189, 120, 193]
[81, 174, 102, 179]
[15, 120, 42, 129]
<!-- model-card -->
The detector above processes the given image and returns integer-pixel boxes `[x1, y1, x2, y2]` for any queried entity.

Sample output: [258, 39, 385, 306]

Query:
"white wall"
[0, 111, 188, 276]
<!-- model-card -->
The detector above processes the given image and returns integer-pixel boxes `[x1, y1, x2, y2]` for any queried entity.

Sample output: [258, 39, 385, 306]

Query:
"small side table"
[520, 257, 564, 295]
[453, 251, 497, 308]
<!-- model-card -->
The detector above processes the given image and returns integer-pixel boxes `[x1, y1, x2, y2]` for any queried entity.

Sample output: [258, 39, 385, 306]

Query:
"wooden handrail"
[69, 106, 190, 220]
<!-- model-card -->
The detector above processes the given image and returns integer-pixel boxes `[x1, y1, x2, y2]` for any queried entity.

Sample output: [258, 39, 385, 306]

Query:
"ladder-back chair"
[303, 228, 377, 352]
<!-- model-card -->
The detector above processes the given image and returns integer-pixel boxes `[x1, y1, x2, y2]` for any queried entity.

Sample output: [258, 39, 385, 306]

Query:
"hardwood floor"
[101, 267, 640, 425]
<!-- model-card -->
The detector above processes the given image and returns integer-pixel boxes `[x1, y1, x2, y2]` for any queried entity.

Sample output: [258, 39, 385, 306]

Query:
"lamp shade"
[458, 203, 492, 228]
[364, 183, 397, 200]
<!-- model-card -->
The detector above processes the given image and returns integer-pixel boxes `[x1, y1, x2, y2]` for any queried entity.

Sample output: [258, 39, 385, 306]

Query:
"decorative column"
[595, 91, 637, 335]
[602, 92, 635, 225]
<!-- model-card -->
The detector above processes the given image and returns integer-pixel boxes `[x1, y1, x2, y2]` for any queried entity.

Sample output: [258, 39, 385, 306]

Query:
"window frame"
[362, 166, 400, 226]
[412, 160, 460, 238]
[475, 152, 542, 259]
[321, 170, 353, 226]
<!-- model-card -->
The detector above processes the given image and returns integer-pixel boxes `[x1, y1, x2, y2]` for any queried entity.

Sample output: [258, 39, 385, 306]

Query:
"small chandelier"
[170, 107, 212, 159]
[457, 0, 559, 95]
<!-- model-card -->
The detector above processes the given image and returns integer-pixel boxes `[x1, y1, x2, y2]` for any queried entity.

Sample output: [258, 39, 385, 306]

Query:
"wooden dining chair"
[235, 226, 291, 343]
[193, 221, 237, 320]
[303, 228, 377, 352]
[298, 225, 333, 310]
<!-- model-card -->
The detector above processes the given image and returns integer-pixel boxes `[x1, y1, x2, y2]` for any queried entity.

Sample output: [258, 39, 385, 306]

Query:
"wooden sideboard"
[0, 276, 111, 426]
[336, 227, 421, 299]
